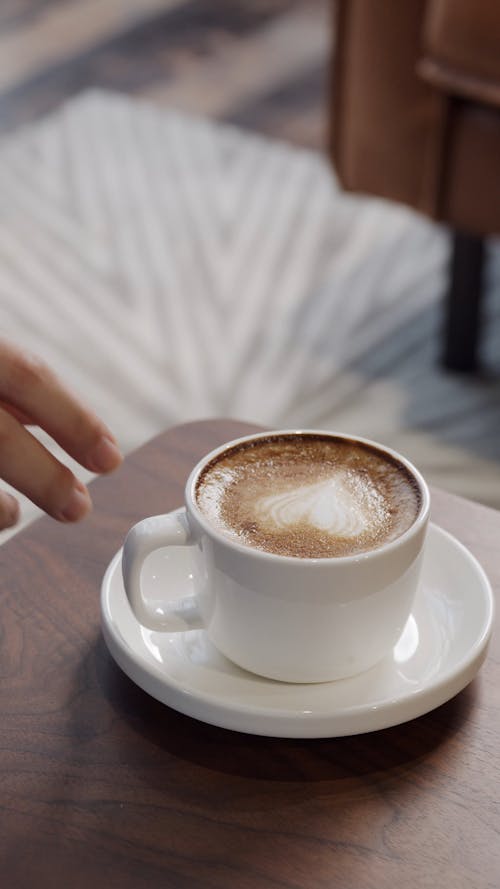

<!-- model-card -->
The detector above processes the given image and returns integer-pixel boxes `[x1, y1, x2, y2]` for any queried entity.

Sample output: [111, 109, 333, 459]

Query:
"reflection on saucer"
[393, 615, 419, 664]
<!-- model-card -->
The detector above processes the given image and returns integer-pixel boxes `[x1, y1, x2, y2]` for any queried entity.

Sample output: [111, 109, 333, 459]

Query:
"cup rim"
[186, 429, 430, 564]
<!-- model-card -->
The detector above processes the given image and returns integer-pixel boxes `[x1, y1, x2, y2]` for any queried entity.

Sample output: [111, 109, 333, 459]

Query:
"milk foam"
[195, 434, 420, 558]
[255, 472, 387, 538]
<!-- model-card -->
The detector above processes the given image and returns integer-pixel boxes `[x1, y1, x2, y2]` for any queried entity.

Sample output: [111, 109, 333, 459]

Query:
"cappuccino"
[195, 433, 421, 558]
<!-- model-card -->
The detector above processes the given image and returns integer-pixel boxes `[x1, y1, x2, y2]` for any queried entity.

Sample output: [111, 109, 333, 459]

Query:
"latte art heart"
[254, 473, 387, 538]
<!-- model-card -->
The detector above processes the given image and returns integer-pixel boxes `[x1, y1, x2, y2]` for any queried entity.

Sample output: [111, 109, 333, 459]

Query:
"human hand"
[0, 339, 123, 531]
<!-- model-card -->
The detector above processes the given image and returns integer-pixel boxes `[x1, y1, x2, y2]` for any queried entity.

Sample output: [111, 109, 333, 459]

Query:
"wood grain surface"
[1, 419, 499, 889]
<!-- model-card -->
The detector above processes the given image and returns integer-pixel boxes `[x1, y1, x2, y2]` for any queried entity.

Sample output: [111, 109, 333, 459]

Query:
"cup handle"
[122, 508, 204, 632]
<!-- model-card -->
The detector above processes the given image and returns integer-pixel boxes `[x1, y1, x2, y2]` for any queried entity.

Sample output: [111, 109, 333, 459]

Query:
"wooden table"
[1, 419, 499, 889]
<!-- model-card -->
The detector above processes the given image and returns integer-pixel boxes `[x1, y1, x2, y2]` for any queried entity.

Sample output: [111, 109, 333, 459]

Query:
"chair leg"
[443, 231, 485, 372]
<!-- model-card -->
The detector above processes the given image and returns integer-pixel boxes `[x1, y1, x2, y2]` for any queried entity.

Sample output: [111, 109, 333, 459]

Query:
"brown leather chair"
[330, 0, 500, 371]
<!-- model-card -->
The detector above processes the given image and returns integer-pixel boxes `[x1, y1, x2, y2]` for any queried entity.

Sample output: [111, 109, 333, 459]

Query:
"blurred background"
[0, 0, 329, 145]
[1, 0, 499, 536]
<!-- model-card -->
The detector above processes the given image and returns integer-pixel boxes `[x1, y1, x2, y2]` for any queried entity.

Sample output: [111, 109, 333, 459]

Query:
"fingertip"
[0, 493, 20, 530]
[87, 435, 123, 474]
[57, 480, 92, 523]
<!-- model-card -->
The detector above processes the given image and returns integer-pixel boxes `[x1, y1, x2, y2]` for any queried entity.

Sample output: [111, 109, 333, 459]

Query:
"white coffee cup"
[122, 430, 430, 683]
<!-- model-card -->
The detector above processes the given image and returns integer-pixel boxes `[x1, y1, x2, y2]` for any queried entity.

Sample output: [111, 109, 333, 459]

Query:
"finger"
[0, 490, 20, 531]
[0, 341, 122, 474]
[0, 407, 91, 522]
[0, 398, 34, 425]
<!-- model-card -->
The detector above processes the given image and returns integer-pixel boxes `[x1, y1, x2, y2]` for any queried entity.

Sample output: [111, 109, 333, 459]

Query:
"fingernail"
[59, 482, 91, 522]
[88, 435, 123, 473]
[5, 494, 20, 528]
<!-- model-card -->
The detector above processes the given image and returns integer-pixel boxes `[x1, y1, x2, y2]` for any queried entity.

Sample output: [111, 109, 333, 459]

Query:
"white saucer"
[100, 523, 494, 738]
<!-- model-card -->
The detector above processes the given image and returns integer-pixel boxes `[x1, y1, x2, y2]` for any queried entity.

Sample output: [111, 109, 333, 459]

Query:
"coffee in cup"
[195, 433, 420, 559]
